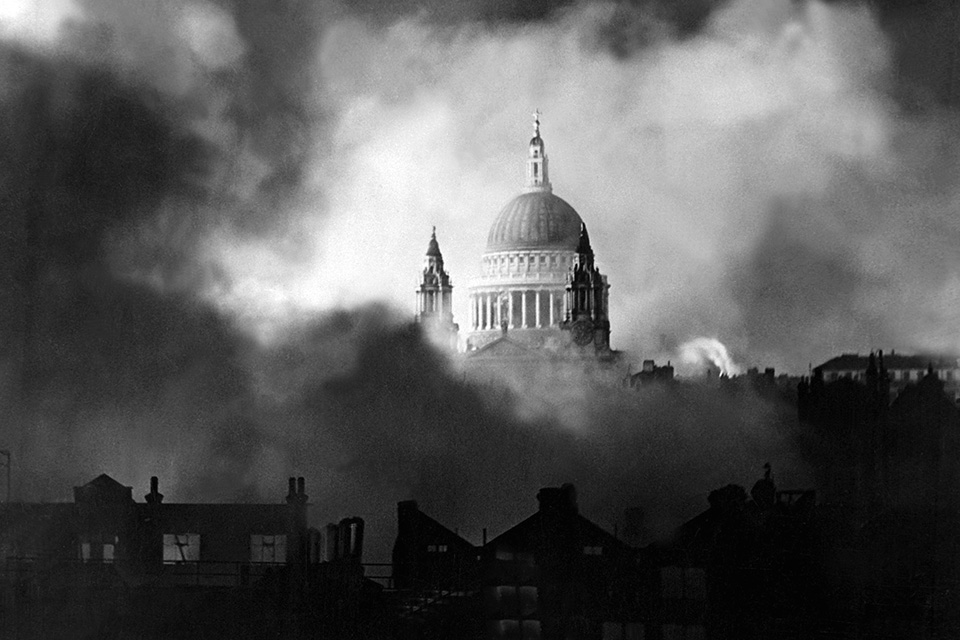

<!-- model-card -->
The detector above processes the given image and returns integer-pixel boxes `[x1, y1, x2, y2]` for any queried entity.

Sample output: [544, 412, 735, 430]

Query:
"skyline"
[3, 0, 960, 563]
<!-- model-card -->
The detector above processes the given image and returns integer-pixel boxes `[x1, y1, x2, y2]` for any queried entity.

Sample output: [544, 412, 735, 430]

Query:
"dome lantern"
[525, 109, 551, 193]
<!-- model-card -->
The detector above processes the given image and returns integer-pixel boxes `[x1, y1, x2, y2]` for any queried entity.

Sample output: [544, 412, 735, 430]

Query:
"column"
[521, 291, 528, 328]
[483, 293, 490, 329]
[496, 293, 502, 328]
[535, 290, 541, 328]
[508, 291, 514, 328]
[548, 291, 554, 326]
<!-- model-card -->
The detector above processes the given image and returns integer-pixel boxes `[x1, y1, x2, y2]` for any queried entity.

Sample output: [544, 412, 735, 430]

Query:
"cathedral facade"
[415, 115, 615, 364]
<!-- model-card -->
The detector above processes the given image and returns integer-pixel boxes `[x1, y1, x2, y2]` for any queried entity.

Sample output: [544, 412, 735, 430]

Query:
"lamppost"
[0, 450, 9, 504]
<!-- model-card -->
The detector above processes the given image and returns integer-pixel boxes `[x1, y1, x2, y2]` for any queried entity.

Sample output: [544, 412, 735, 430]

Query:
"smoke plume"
[3, 0, 960, 558]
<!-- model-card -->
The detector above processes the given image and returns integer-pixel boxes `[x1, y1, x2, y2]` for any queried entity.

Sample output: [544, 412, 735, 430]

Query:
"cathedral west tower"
[415, 227, 458, 349]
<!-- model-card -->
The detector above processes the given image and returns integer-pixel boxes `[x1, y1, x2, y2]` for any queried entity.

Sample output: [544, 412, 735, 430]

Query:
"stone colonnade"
[470, 289, 568, 330]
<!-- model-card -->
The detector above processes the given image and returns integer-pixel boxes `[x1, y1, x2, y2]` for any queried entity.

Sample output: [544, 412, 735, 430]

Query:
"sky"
[2, 0, 960, 559]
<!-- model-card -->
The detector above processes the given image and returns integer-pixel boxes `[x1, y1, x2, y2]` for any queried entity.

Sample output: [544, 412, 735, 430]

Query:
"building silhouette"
[389, 474, 823, 640]
[797, 353, 960, 638]
[0, 474, 380, 639]
[814, 351, 960, 400]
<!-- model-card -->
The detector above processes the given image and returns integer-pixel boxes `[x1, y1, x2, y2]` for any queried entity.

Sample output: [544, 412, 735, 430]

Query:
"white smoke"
[196, 0, 905, 372]
[678, 337, 742, 376]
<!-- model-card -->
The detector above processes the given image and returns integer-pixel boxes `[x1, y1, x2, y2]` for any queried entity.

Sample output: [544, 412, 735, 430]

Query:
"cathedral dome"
[485, 191, 583, 253]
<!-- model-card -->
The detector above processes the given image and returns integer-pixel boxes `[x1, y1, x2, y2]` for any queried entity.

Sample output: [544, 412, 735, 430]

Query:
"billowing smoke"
[204, 0, 960, 373]
[679, 338, 742, 376]
[2, 0, 958, 559]
[206, 0, 906, 371]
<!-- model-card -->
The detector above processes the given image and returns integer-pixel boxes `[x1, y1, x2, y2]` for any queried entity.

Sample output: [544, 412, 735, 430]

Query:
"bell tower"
[416, 227, 458, 349]
[561, 223, 611, 353]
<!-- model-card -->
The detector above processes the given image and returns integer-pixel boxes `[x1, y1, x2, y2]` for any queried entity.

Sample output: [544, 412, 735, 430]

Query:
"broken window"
[163, 533, 200, 564]
[251, 534, 287, 563]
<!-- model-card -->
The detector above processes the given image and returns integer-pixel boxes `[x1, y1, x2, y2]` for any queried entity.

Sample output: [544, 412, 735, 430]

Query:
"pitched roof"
[486, 509, 630, 554]
[817, 353, 960, 372]
[398, 502, 476, 551]
[73, 474, 133, 504]
[82, 474, 129, 491]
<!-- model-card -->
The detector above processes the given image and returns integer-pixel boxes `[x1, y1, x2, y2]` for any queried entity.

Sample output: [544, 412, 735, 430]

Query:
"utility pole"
[0, 450, 9, 504]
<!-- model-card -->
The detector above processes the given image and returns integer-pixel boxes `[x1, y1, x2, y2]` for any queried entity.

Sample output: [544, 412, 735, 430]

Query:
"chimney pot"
[145, 475, 164, 504]
[537, 484, 578, 513]
[297, 477, 305, 496]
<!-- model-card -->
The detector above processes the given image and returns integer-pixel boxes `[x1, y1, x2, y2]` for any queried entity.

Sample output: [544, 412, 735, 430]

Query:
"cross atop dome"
[533, 109, 541, 137]
[426, 225, 441, 258]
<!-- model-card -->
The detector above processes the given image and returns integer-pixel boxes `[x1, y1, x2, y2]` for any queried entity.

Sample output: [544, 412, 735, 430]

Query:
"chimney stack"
[622, 507, 646, 547]
[286, 477, 297, 503]
[145, 476, 164, 504]
[297, 476, 306, 501]
[537, 483, 578, 514]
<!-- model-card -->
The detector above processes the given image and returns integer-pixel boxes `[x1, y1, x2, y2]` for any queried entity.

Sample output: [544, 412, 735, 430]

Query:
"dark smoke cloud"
[9, 0, 959, 563]
[0, 22, 804, 550]
[342, 0, 728, 31]
[0, 0, 324, 501]
[250, 317, 805, 553]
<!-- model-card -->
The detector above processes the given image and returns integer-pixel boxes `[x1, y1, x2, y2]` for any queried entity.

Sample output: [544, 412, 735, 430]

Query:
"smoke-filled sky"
[3, 0, 960, 559]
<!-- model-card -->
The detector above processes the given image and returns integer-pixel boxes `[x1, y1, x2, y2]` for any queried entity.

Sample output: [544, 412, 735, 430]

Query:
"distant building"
[0, 474, 377, 639]
[815, 351, 960, 399]
[629, 360, 675, 387]
[797, 363, 960, 637]
[799, 352, 960, 509]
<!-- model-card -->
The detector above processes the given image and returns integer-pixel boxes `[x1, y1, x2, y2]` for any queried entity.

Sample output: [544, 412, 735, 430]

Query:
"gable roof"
[486, 509, 630, 555]
[395, 501, 477, 552]
[817, 353, 960, 372]
[73, 474, 134, 504]
[83, 474, 128, 491]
